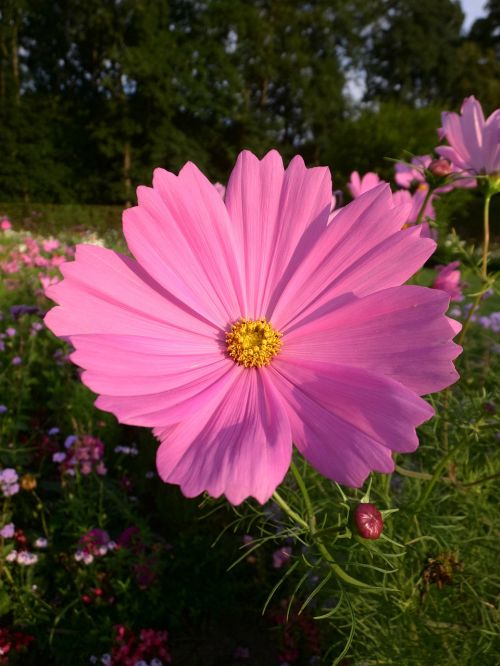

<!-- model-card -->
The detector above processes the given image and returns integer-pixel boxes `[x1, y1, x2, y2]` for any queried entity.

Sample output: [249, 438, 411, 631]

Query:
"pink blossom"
[392, 187, 436, 235]
[436, 96, 500, 176]
[214, 182, 226, 198]
[39, 274, 60, 292]
[50, 255, 66, 267]
[45, 150, 461, 504]
[347, 171, 381, 198]
[42, 239, 60, 253]
[1, 260, 20, 274]
[394, 155, 431, 189]
[432, 262, 464, 302]
[58, 434, 107, 476]
[0, 218, 12, 231]
[328, 192, 342, 223]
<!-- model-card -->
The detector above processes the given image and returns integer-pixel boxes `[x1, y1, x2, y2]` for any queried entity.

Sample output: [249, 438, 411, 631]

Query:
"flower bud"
[429, 158, 453, 178]
[354, 503, 384, 540]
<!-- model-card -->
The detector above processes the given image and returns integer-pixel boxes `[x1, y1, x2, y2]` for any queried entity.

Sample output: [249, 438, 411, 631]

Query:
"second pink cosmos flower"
[44, 150, 461, 504]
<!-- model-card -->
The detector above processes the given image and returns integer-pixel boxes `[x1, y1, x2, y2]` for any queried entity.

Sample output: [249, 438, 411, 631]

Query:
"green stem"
[278, 466, 381, 590]
[456, 191, 492, 348]
[290, 461, 316, 531]
[415, 187, 433, 226]
[414, 443, 462, 513]
[272, 491, 309, 530]
[481, 191, 491, 281]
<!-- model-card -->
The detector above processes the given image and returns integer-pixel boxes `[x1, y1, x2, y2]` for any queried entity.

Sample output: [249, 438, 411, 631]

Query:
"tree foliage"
[0, 0, 494, 203]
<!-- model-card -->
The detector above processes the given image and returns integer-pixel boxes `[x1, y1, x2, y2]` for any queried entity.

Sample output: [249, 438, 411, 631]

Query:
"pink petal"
[269, 186, 427, 329]
[224, 150, 332, 318]
[95, 362, 236, 426]
[155, 369, 292, 504]
[44, 244, 231, 426]
[271, 360, 434, 487]
[45, 245, 218, 340]
[281, 286, 461, 395]
[123, 162, 245, 327]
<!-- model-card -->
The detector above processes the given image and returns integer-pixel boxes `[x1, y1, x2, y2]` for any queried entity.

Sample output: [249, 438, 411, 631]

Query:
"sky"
[461, 0, 487, 31]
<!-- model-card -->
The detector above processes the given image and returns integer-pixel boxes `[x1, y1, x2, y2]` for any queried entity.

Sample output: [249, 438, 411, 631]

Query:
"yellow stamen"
[226, 318, 282, 368]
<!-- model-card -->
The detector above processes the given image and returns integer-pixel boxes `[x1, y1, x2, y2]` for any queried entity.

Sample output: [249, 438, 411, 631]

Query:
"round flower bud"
[354, 503, 384, 540]
[429, 158, 453, 178]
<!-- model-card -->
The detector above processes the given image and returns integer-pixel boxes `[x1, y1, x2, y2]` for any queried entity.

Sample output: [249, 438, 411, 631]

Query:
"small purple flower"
[0, 523, 15, 538]
[0, 468, 19, 497]
[48, 427, 60, 436]
[5, 327, 16, 337]
[272, 546, 292, 569]
[11, 356, 22, 365]
[35, 537, 48, 549]
[10, 304, 41, 318]
[31, 322, 44, 333]
[64, 435, 78, 449]
[52, 452, 67, 463]
[2, 483, 20, 497]
[0, 405, 7, 415]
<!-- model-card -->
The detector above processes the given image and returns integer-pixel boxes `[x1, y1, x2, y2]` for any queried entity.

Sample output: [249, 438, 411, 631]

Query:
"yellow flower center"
[226, 318, 282, 368]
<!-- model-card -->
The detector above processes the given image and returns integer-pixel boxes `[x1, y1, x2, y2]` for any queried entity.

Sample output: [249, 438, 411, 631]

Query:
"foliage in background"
[0, 0, 499, 205]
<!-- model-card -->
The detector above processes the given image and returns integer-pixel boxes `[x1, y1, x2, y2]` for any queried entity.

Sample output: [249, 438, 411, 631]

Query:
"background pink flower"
[45, 151, 460, 504]
[436, 96, 500, 176]
[347, 171, 381, 198]
[432, 261, 464, 302]
[394, 155, 431, 189]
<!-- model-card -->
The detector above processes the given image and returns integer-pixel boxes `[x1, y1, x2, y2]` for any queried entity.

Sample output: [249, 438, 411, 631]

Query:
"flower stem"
[456, 191, 493, 347]
[481, 191, 491, 281]
[290, 461, 316, 531]
[272, 490, 309, 530]
[415, 187, 433, 226]
[276, 465, 383, 590]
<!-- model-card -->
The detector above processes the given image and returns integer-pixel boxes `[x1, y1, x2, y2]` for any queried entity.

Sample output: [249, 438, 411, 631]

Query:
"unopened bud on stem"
[354, 502, 384, 540]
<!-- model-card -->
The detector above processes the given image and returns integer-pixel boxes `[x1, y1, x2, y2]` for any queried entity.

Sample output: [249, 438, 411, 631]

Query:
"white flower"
[83, 552, 94, 565]
[6, 550, 17, 562]
[17, 551, 38, 565]
[35, 537, 48, 549]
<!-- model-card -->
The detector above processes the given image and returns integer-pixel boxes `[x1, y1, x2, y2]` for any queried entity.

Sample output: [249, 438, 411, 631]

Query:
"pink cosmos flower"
[392, 187, 436, 238]
[328, 192, 342, 223]
[347, 171, 381, 198]
[432, 261, 464, 302]
[214, 182, 226, 198]
[436, 96, 500, 176]
[395, 155, 466, 193]
[0, 218, 12, 231]
[44, 150, 461, 504]
[42, 239, 60, 253]
[39, 274, 60, 292]
[395, 155, 431, 189]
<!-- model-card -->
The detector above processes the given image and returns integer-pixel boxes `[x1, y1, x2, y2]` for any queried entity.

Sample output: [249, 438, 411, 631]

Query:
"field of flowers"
[0, 97, 499, 665]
